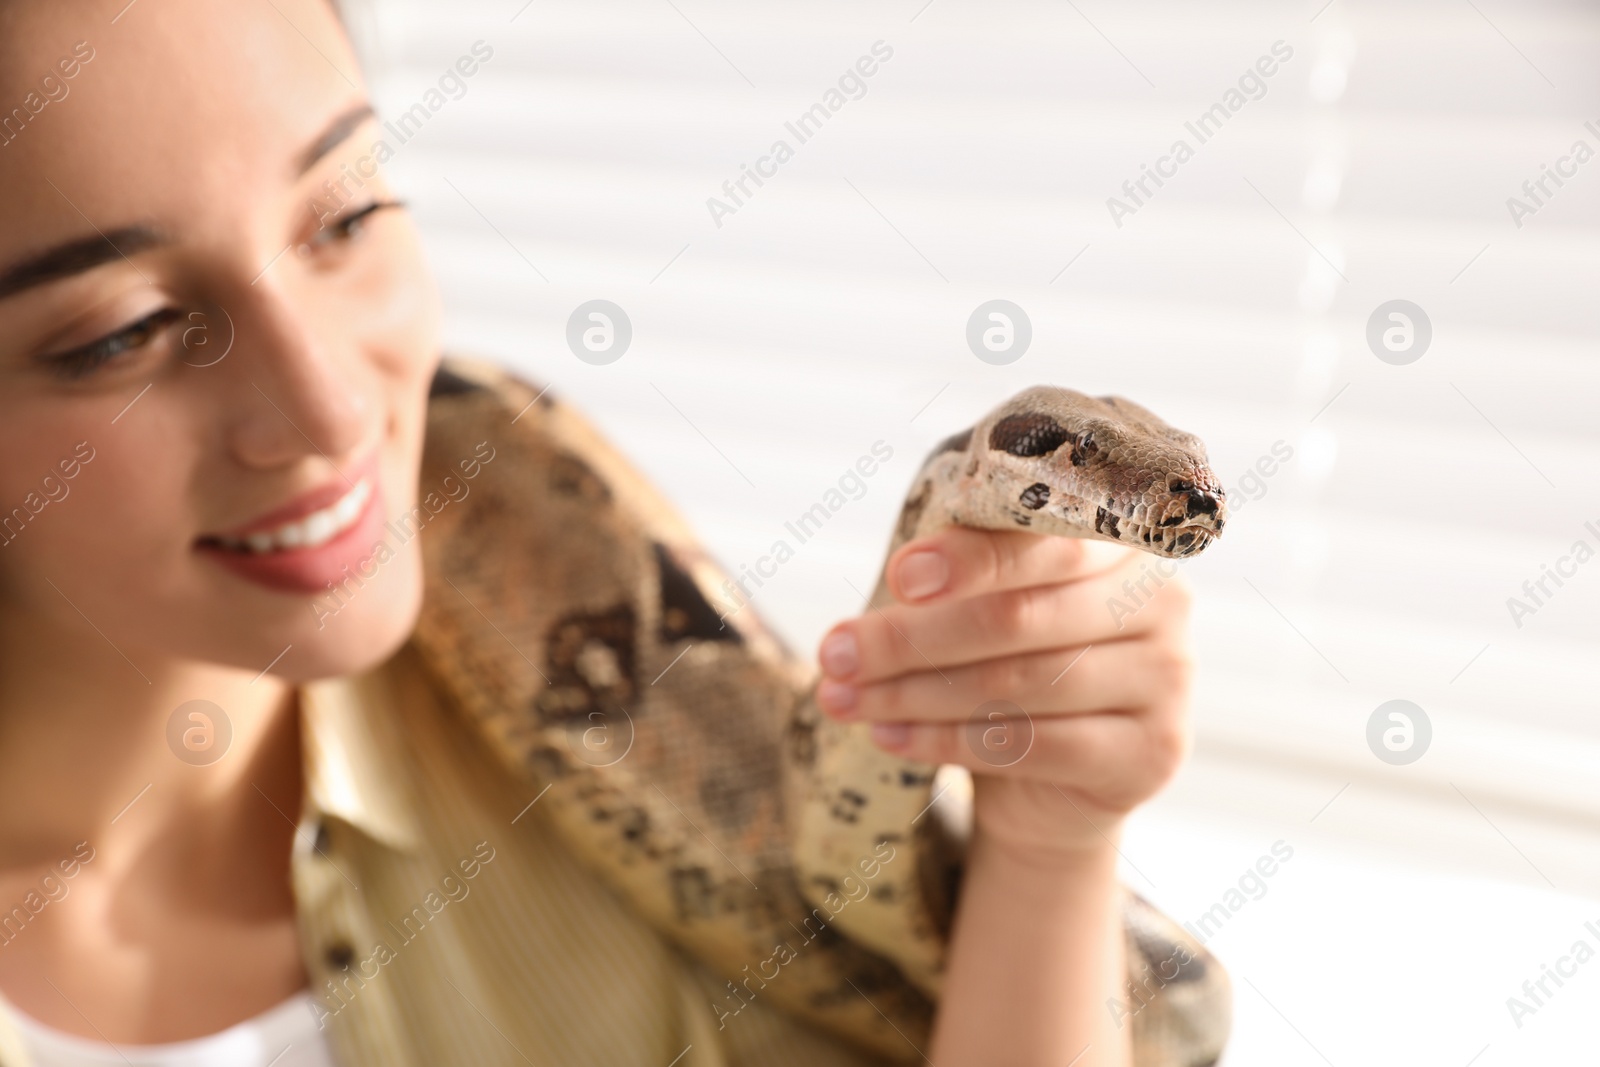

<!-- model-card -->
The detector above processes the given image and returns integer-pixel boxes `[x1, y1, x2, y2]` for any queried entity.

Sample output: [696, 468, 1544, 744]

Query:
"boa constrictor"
[408, 355, 1232, 1065]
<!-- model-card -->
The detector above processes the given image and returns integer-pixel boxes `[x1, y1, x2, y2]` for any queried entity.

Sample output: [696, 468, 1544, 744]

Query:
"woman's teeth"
[215, 480, 372, 554]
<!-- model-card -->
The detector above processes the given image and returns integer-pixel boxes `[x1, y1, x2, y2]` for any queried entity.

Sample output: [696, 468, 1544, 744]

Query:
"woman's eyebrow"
[0, 104, 377, 303]
[296, 102, 377, 177]
[0, 226, 166, 302]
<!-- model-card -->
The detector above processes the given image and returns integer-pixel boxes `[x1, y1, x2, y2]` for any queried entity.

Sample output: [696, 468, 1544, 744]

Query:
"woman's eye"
[42, 307, 183, 381]
[307, 199, 406, 251]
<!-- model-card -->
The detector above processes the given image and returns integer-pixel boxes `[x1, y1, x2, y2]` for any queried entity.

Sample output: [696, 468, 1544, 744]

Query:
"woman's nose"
[224, 287, 374, 469]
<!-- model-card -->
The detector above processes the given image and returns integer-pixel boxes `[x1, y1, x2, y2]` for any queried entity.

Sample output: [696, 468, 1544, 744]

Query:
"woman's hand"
[816, 527, 1195, 1064]
[815, 527, 1195, 859]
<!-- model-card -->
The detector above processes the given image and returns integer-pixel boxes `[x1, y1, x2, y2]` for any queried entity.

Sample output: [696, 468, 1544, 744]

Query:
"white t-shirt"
[5, 991, 335, 1067]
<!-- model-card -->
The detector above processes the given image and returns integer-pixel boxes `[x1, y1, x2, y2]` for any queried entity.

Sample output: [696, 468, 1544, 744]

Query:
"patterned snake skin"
[405, 356, 1232, 1065]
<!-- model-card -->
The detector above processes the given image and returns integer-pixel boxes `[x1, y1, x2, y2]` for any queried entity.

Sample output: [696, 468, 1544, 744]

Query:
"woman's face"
[0, 0, 441, 682]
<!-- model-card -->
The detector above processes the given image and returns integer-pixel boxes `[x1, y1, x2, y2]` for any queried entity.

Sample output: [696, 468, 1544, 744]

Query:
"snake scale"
[405, 355, 1232, 1065]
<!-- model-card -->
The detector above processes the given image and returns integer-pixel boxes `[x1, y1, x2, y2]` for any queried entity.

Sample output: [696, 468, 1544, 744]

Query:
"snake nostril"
[1184, 489, 1220, 519]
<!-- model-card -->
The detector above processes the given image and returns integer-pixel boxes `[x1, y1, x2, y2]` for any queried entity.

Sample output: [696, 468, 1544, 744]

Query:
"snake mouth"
[1091, 502, 1223, 558]
[1116, 517, 1218, 558]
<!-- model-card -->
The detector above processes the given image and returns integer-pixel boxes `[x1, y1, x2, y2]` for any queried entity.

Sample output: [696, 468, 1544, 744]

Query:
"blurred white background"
[341, 1, 1599, 1062]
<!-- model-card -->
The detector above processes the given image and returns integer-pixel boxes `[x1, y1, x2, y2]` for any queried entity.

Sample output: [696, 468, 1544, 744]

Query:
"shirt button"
[325, 941, 356, 969]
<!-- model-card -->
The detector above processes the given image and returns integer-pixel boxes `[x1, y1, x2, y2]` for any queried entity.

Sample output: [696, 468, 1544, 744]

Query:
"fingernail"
[818, 680, 858, 719]
[870, 722, 912, 751]
[820, 630, 859, 678]
[898, 550, 948, 600]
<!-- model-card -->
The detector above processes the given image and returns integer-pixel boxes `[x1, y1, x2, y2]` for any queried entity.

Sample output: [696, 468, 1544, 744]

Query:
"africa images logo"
[1106, 40, 1294, 228]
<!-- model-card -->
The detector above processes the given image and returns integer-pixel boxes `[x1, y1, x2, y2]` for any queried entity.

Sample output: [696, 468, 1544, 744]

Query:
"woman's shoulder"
[408, 349, 805, 766]
[418, 353, 707, 548]
[404, 356, 939, 1060]
[410, 348, 807, 787]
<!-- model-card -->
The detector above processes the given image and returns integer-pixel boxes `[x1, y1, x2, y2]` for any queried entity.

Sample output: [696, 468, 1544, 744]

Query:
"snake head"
[971, 386, 1227, 559]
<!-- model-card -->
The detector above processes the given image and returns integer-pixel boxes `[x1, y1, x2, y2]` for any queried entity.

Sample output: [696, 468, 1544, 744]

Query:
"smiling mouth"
[200, 478, 373, 555]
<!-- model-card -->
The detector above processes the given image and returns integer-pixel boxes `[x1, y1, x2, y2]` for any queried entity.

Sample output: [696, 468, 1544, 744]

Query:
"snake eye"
[1169, 478, 1194, 493]
[1069, 430, 1098, 467]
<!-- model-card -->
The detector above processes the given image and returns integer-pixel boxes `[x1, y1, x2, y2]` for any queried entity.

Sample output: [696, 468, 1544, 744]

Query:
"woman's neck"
[0, 611, 313, 1041]
[0, 607, 303, 876]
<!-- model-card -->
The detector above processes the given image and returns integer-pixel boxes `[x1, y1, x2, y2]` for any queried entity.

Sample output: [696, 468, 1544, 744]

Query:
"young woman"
[0, 1, 1223, 1064]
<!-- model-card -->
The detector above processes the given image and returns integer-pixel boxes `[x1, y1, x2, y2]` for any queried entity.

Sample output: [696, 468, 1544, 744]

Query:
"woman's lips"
[213, 479, 373, 554]
[196, 460, 392, 595]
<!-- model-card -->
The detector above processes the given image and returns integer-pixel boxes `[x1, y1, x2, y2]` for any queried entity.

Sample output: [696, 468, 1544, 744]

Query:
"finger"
[820, 566, 1192, 684]
[816, 636, 1189, 725]
[865, 708, 1188, 805]
[886, 526, 1135, 606]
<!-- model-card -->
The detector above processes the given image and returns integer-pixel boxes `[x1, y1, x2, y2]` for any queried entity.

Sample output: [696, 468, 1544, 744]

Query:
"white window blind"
[352, 0, 1598, 800]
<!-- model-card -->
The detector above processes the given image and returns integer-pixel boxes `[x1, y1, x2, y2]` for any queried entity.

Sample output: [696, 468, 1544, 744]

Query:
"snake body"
[407, 360, 1231, 1064]
[793, 385, 1228, 992]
